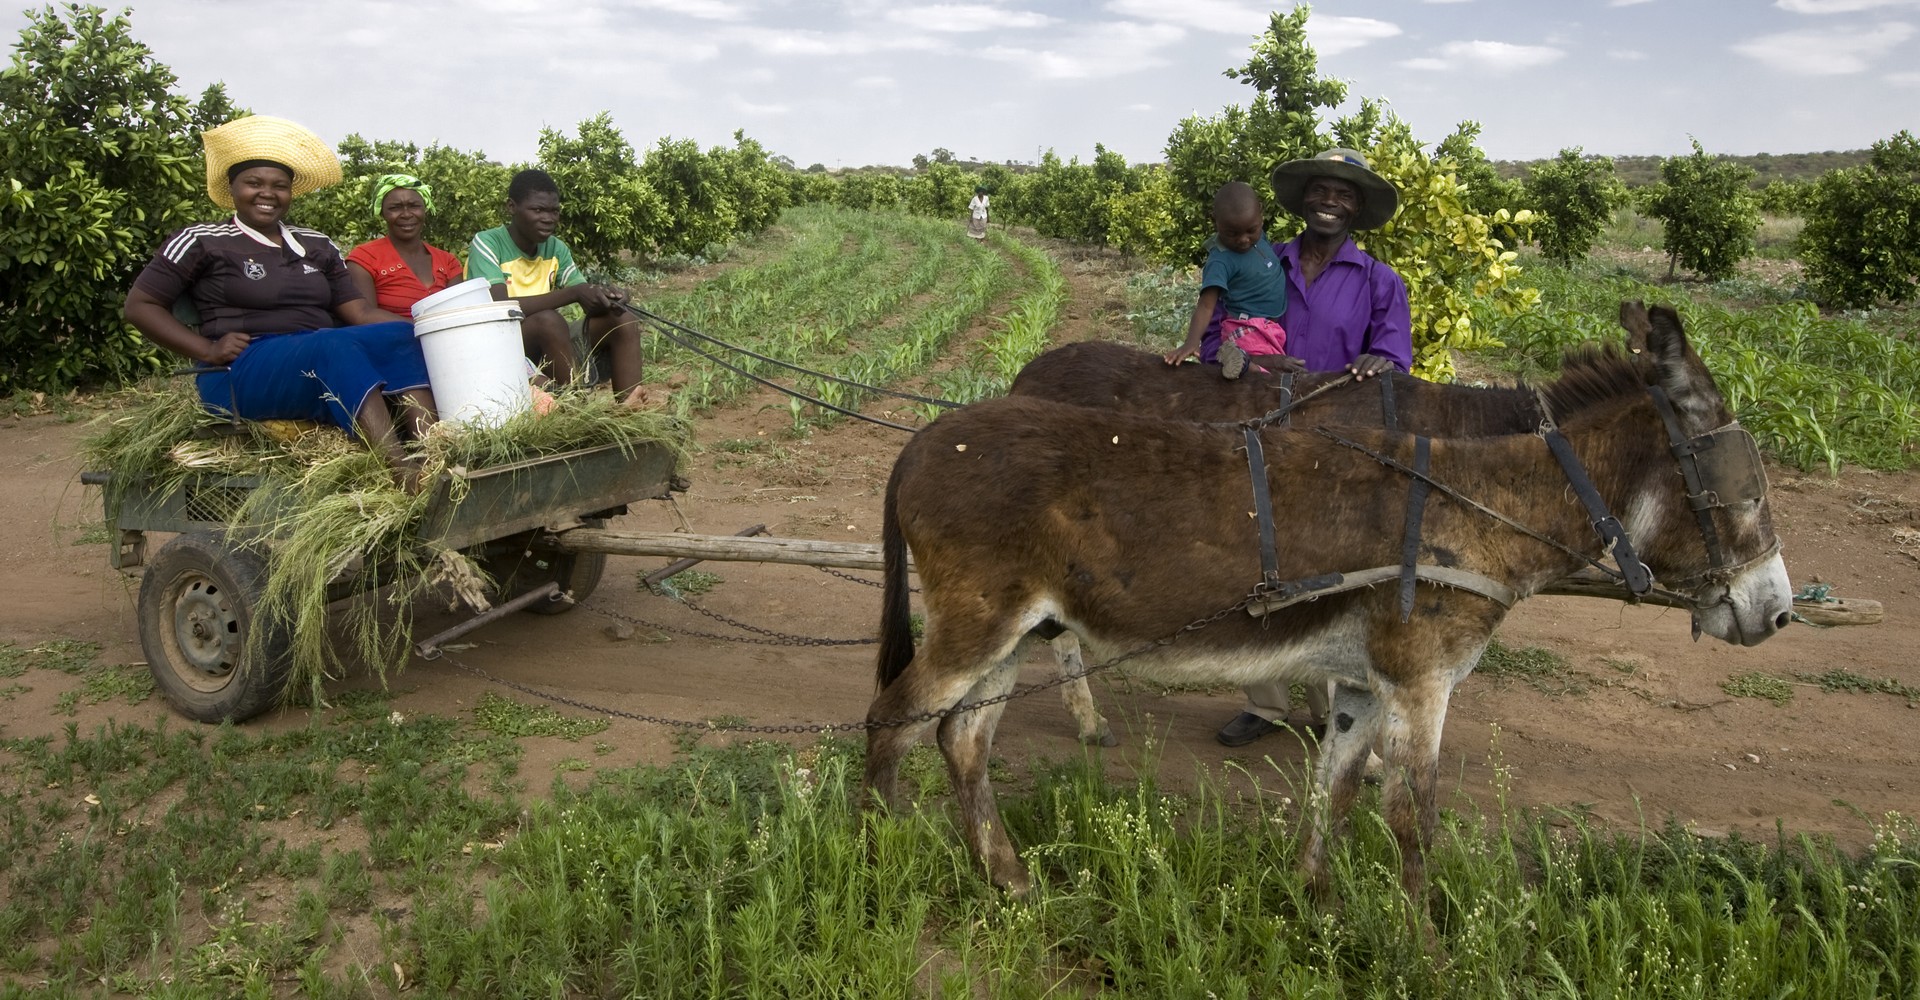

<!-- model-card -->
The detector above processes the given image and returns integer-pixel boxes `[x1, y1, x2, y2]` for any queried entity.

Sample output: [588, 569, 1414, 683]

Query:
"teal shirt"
[1200, 236, 1288, 320]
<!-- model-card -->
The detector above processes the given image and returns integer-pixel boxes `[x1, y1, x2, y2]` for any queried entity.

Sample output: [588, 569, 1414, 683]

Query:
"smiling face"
[229, 165, 293, 230]
[1301, 175, 1363, 240]
[380, 187, 428, 242]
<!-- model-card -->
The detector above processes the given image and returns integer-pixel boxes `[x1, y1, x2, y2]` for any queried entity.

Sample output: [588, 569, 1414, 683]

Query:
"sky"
[5, 0, 1914, 170]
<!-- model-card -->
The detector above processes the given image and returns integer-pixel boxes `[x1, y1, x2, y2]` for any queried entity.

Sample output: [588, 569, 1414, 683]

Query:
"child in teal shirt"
[1162, 181, 1288, 378]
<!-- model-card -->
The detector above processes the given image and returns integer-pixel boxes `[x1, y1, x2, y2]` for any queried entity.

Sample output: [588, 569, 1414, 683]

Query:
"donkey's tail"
[876, 458, 916, 690]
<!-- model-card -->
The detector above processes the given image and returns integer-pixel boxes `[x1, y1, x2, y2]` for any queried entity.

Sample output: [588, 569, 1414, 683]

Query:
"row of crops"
[637, 204, 1064, 430]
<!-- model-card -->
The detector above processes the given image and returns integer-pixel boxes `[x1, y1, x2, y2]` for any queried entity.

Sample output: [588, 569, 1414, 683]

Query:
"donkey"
[866, 305, 1791, 907]
[1008, 341, 1541, 746]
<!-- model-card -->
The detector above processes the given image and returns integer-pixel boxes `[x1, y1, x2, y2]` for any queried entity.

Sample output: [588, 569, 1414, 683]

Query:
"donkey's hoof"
[1082, 727, 1119, 748]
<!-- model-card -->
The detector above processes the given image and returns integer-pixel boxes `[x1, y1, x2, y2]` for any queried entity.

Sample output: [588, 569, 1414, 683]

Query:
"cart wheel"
[137, 531, 293, 723]
[482, 519, 607, 616]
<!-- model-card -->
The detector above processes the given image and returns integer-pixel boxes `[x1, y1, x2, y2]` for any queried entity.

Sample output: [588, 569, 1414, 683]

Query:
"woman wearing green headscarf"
[346, 174, 465, 315]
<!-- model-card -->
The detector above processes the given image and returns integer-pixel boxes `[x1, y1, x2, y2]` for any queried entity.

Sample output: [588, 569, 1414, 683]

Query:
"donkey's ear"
[1619, 300, 1652, 355]
[1644, 305, 1721, 426]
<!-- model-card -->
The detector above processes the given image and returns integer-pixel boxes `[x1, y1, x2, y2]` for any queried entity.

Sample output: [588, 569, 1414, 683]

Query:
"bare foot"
[620, 384, 662, 410]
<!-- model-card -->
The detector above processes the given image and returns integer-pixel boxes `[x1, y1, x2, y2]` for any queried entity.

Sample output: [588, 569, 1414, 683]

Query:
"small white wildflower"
[389, 711, 405, 726]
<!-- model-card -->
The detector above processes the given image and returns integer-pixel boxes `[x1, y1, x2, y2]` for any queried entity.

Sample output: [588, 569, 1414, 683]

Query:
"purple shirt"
[1274, 235, 1412, 373]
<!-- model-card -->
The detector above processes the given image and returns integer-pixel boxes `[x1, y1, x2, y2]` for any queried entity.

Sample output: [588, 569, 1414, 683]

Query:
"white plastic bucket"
[413, 302, 532, 426]
[411, 277, 493, 320]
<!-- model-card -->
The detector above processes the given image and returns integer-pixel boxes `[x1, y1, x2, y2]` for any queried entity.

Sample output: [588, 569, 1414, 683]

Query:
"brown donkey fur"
[1009, 340, 1548, 746]
[1010, 338, 1540, 430]
[866, 306, 1792, 908]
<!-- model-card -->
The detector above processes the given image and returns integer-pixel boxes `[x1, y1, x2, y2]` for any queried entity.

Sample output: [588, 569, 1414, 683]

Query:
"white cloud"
[979, 21, 1186, 79]
[1105, 0, 1268, 36]
[1889, 70, 1920, 84]
[1731, 22, 1914, 73]
[1126, 103, 1155, 111]
[1308, 16, 1402, 56]
[1404, 40, 1565, 73]
[885, 5, 1053, 32]
[725, 25, 945, 57]
[852, 75, 896, 89]
[1608, 49, 1651, 59]
[1609, 0, 1657, 6]
[729, 96, 790, 115]
[1776, 0, 1915, 13]
[624, 0, 752, 20]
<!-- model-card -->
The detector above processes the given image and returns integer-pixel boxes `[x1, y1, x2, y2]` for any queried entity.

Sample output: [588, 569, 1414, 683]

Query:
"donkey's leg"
[864, 629, 1006, 811]
[1372, 675, 1451, 905]
[939, 648, 1030, 894]
[1301, 681, 1382, 901]
[1052, 634, 1116, 747]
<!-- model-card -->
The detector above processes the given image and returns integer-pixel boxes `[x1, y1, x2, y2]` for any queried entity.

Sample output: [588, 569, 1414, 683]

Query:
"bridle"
[1240, 378, 1779, 634]
[1539, 382, 1778, 635]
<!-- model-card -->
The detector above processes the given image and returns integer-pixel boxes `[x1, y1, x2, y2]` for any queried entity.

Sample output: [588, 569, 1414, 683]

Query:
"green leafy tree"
[1796, 130, 1920, 308]
[904, 160, 970, 219]
[0, 4, 209, 390]
[1756, 178, 1811, 216]
[294, 136, 513, 261]
[1122, 5, 1536, 380]
[1522, 147, 1624, 264]
[713, 130, 790, 235]
[834, 171, 902, 211]
[1644, 139, 1760, 281]
[540, 114, 669, 268]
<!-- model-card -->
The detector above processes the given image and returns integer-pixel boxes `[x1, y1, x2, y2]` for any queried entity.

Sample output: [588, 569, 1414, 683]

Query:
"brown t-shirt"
[133, 219, 364, 339]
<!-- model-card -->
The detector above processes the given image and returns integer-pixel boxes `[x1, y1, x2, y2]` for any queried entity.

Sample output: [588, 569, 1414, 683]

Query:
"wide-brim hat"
[202, 115, 343, 209]
[1270, 147, 1399, 232]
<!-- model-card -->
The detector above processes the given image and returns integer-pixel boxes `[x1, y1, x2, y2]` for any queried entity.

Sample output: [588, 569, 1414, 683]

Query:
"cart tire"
[137, 531, 292, 724]
[482, 520, 606, 616]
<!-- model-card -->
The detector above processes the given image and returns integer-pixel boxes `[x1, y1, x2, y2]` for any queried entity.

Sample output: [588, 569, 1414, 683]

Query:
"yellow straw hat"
[201, 115, 343, 209]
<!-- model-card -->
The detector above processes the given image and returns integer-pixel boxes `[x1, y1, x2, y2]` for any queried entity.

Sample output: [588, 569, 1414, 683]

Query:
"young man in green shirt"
[467, 169, 644, 401]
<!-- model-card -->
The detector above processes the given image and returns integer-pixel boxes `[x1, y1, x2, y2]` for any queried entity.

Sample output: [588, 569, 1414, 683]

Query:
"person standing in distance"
[1214, 146, 1413, 749]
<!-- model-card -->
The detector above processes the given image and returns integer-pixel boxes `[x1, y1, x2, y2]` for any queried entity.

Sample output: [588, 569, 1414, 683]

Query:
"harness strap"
[1646, 383, 1726, 564]
[1541, 428, 1654, 596]
[1247, 564, 1519, 619]
[1243, 425, 1282, 587]
[1379, 374, 1398, 430]
[1276, 372, 1295, 428]
[1398, 435, 1433, 622]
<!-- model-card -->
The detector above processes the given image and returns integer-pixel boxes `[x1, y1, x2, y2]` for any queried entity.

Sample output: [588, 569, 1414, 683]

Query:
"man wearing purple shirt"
[1216, 146, 1414, 749]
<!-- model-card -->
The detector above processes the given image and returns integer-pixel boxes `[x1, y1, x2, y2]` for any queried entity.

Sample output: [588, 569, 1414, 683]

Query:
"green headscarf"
[372, 173, 435, 218]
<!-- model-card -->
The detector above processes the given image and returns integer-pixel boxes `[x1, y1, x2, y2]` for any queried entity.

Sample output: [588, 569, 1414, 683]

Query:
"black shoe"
[1218, 342, 1247, 380]
[1216, 711, 1281, 747]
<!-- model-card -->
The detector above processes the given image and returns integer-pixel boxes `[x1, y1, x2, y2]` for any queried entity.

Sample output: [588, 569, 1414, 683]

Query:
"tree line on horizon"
[3, 2, 1917, 395]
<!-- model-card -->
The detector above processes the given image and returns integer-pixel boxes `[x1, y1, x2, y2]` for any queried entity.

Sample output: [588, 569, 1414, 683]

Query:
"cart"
[82, 439, 679, 723]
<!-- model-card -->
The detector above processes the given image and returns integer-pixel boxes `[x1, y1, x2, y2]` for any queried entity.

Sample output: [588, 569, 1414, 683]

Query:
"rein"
[1239, 384, 1775, 622]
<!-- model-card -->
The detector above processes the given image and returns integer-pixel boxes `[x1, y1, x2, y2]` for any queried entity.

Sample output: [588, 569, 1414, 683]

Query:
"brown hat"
[202, 115, 342, 209]
[1270, 147, 1399, 231]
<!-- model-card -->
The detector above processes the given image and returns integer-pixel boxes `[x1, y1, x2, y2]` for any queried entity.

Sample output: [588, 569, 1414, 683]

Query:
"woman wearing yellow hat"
[122, 115, 437, 481]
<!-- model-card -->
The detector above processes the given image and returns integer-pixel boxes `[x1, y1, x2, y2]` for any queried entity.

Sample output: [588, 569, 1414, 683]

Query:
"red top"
[346, 236, 465, 315]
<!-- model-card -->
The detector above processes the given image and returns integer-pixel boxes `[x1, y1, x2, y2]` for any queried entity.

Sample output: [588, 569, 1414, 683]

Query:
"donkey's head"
[1617, 301, 1793, 645]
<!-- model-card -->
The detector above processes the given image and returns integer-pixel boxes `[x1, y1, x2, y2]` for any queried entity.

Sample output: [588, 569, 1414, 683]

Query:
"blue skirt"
[196, 322, 429, 430]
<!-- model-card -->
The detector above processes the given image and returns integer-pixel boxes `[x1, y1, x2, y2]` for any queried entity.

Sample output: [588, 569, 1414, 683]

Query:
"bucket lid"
[413, 301, 523, 336]
[411, 277, 494, 319]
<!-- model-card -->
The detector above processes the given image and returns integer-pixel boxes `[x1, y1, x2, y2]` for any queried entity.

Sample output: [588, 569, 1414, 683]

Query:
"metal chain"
[814, 565, 917, 593]
[430, 592, 1259, 735]
[585, 596, 877, 647]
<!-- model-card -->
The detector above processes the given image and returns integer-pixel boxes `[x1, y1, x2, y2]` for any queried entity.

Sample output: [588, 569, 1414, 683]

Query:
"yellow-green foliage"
[1361, 121, 1540, 381]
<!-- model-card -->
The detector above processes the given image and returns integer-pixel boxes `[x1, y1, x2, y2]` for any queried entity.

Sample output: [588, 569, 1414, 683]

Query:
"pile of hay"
[81, 380, 690, 706]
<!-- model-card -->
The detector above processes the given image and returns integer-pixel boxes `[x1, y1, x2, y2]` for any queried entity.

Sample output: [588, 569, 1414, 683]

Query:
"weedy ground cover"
[3, 704, 1915, 998]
